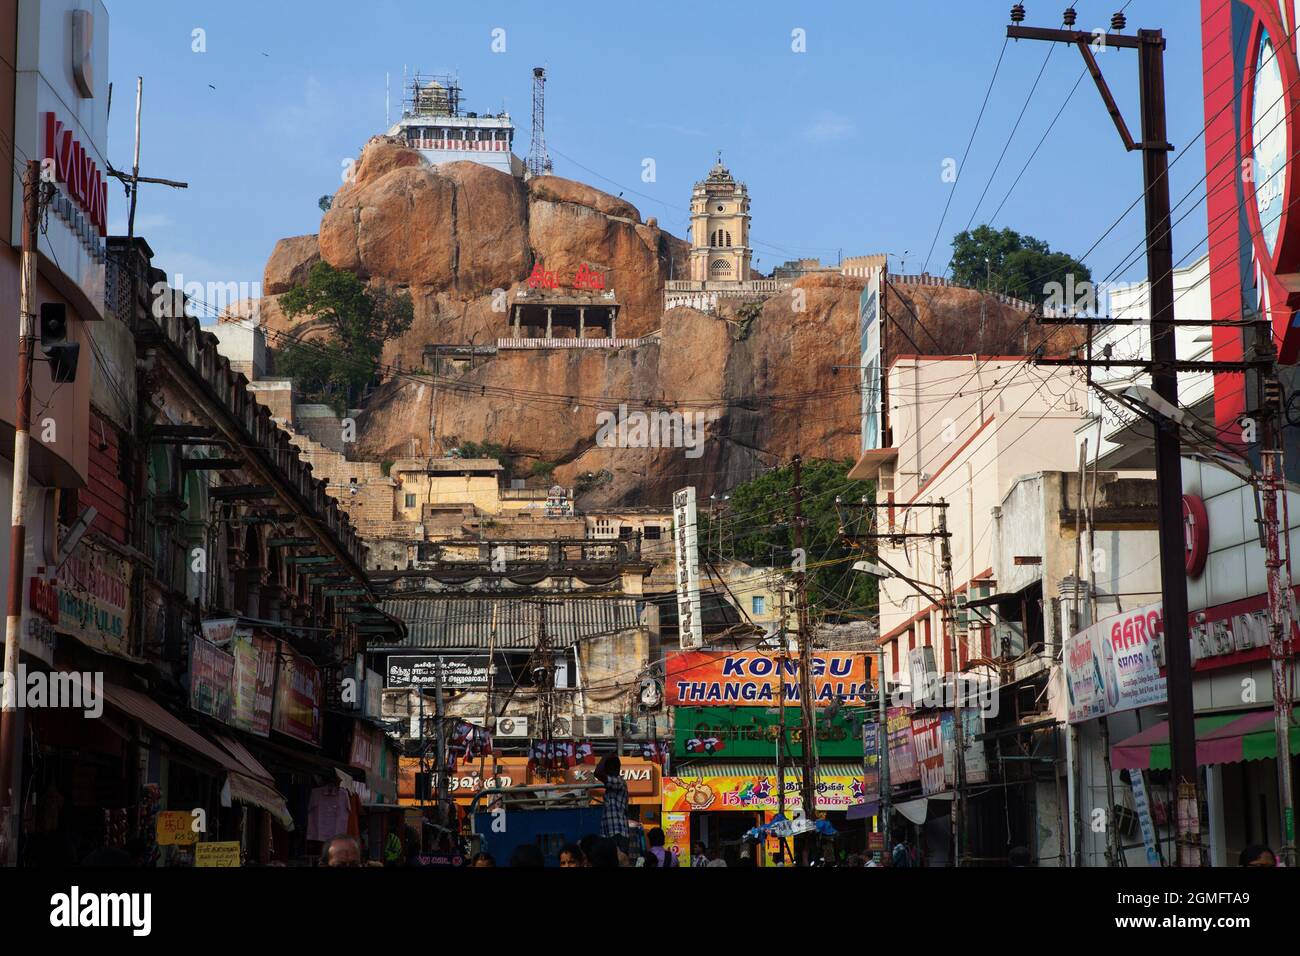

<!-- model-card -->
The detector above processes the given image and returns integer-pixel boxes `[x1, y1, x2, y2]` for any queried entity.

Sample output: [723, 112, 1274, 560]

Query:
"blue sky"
[105, 0, 1208, 318]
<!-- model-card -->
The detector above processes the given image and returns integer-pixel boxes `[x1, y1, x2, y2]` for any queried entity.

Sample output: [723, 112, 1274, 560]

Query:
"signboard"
[941, 709, 988, 786]
[663, 811, 691, 866]
[189, 636, 234, 724]
[272, 641, 322, 746]
[399, 757, 530, 804]
[911, 714, 946, 796]
[22, 577, 58, 665]
[155, 811, 197, 846]
[200, 618, 239, 646]
[566, 759, 659, 798]
[1064, 602, 1166, 724]
[862, 721, 882, 803]
[230, 632, 275, 736]
[672, 487, 704, 648]
[907, 646, 937, 700]
[859, 266, 881, 452]
[1129, 770, 1163, 868]
[662, 774, 867, 813]
[673, 706, 866, 758]
[665, 651, 870, 706]
[386, 655, 489, 689]
[349, 721, 384, 773]
[11, 2, 112, 316]
[195, 841, 241, 867]
[50, 538, 132, 659]
[364, 667, 384, 718]
[886, 706, 919, 784]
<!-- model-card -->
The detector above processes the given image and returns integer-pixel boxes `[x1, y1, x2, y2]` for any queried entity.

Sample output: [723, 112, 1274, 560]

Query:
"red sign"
[28, 577, 59, 624]
[349, 722, 382, 772]
[42, 112, 108, 236]
[1183, 494, 1209, 577]
[272, 642, 322, 746]
[526, 262, 606, 291]
[910, 714, 945, 796]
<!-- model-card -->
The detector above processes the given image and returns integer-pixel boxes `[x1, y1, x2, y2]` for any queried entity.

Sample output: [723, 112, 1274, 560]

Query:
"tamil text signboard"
[673, 706, 865, 758]
[666, 651, 870, 707]
[386, 655, 490, 689]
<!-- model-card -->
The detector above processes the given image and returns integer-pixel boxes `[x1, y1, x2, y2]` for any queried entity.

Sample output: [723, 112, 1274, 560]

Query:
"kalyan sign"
[42, 112, 108, 237]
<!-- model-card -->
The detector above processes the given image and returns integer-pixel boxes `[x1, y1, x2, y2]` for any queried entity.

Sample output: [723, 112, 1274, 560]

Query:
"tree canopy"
[698, 459, 876, 624]
[276, 261, 413, 413]
[950, 224, 1091, 308]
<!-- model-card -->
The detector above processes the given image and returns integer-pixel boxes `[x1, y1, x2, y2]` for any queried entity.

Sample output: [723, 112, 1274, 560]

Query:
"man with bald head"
[322, 834, 362, 867]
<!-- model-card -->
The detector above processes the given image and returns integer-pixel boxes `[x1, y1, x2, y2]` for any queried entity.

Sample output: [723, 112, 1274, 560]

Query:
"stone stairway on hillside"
[284, 428, 386, 487]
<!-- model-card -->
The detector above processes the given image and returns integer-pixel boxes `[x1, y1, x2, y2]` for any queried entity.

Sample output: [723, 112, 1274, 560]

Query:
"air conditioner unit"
[579, 715, 615, 738]
[550, 716, 573, 738]
[495, 716, 529, 738]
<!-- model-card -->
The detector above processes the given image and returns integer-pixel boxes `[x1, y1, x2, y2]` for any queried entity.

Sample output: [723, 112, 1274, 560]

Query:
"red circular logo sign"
[1183, 494, 1209, 578]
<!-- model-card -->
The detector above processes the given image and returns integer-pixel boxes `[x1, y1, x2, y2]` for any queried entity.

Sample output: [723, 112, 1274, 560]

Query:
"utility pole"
[937, 501, 966, 866]
[0, 161, 40, 867]
[434, 659, 448, 825]
[872, 646, 891, 863]
[1008, 10, 1202, 865]
[777, 579, 788, 824]
[535, 601, 556, 782]
[792, 455, 818, 864]
[1258, 357, 1296, 867]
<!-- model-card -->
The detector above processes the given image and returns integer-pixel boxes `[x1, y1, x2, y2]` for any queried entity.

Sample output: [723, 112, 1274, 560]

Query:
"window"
[405, 493, 417, 509]
[752, 596, 766, 616]
[643, 525, 662, 540]
[619, 526, 634, 540]
[709, 259, 732, 276]
[725, 231, 732, 247]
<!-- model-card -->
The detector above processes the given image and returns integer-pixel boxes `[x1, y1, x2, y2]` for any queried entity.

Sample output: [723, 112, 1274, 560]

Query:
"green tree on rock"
[276, 261, 413, 414]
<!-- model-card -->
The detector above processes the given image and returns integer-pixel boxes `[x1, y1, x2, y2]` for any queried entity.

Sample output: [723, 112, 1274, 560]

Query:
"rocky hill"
[256, 138, 1067, 507]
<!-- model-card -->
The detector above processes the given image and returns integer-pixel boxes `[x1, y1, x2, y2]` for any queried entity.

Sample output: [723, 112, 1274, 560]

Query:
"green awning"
[1111, 710, 1300, 771]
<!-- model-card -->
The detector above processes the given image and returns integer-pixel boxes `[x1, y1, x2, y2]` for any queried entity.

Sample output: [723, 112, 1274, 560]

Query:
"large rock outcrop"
[263, 138, 687, 367]
[256, 138, 1071, 506]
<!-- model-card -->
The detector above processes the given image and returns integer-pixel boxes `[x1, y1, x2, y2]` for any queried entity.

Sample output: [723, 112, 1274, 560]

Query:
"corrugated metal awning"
[375, 597, 642, 650]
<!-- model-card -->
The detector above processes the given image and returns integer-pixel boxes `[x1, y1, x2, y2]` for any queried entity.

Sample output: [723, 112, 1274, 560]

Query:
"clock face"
[1252, 31, 1287, 257]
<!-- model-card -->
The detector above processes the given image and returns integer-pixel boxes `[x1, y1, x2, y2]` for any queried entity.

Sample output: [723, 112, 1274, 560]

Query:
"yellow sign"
[195, 841, 241, 867]
[156, 810, 198, 845]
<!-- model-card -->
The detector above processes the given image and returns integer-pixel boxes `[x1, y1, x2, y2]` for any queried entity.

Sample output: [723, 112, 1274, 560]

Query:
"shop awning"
[225, 772, 295, 830]
[101, 683, 245, 775]
[213, 734, 275, 783]
[896, 792, 954, 825]
[1111, 710, 1300, 771]
[672, 761, 864, 780]
[846, 800, 880, 821]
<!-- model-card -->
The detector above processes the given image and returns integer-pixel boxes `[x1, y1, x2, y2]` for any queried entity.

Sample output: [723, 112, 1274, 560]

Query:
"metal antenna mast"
[528, 67, 552, 178]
